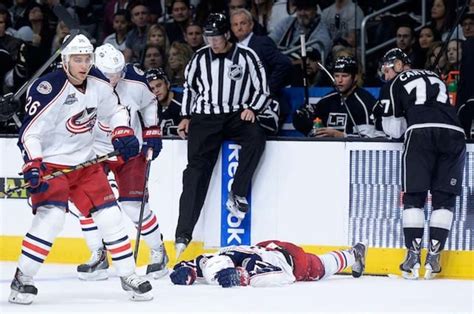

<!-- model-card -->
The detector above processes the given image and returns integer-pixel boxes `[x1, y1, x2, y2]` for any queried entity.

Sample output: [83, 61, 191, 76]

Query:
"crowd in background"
[0, 0, 473, 135]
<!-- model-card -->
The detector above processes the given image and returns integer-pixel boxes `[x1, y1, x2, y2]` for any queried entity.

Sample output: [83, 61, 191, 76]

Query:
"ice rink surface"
[0, 262, 472, 313]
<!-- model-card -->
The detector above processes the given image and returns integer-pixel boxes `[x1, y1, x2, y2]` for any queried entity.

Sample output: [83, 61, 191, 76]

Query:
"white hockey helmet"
[61, 34, 94, 65]
[94, 43, 126, 75]
[202, 255, 234, 285]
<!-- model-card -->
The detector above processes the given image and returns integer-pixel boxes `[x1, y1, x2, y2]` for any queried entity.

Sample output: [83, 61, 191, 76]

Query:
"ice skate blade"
[127, 290, 153, 301]
[225, 200, 246, 220]
[401, 269, 420, 280]
[175, 243, 187, 259]
[424, 266, 439, 280]
[78, 269, 108, 281]
[8, 290, 35, 305]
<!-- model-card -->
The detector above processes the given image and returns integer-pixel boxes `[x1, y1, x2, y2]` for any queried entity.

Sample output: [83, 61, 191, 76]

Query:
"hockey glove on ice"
[22, 158, 49, 194]
[141, 127, 162, 160]
[111, 127, 139, 162]
[215, 267, 249, 288]
[170, 265, 197, 285]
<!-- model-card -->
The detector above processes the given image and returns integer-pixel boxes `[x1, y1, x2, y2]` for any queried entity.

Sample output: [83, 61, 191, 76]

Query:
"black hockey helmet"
[333, 56, 358, 75]
[382, 48, 411, 67]
[204, 13, 230, 37]
[145, 67, 169, 84]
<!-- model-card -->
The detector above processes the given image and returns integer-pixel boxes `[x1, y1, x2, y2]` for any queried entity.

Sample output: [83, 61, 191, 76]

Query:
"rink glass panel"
[349, 148, 474, 250]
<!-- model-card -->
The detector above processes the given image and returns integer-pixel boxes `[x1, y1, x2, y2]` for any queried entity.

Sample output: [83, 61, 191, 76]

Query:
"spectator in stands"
[184, 22, 204, 51]
[167, 41, 193, 87]
[291, 47, 325, 87]
[145, 67, 183, 136]
[446, 39, 463, 72]
[320, 0, 364, 49]
[267, 0, 295, 32]
[0, 8, 20, 62]
[50, 21, 70, 53]
[425, 41, 448, 78]
[103, 9, 130, 52]
[103, 0, 131, 39]
[165, 0, 192, 44]
[416, 25, 441, 67]
[10, 0, 34, 29]
[293, 56, 380, 138]
[147, 23, 170, 56]
[194, 0, 227, 27]
[228, 0, 266, 35]
[141, 44, 164, 70]
[250, 0, 274, 33]
[270, 0, 331, 62]
[430, 0, 462, 41]
[395, 24, 423, 69]
[0, 44, 14, 93]
[123, 1, 150, 62]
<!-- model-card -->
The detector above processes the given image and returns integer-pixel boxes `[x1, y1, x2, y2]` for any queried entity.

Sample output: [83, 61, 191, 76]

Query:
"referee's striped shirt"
[181, 43, 270, 116]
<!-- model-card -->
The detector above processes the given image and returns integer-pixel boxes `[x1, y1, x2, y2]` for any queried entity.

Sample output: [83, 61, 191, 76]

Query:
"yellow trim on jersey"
[1, 236, 472, 279]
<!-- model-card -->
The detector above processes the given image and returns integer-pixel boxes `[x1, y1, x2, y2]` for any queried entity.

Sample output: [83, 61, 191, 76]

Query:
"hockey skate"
[120, 273, 153, 301]
[77, 247, 109, 281]
[226, 191, 248, 220]
[424, 240, 442, 280]
[351, 242, 367, 278]
[400, 240, 421, 280]
[175, 237, 190, 259]
[8, 268, 38, 305]
[146, 242, 169, 279]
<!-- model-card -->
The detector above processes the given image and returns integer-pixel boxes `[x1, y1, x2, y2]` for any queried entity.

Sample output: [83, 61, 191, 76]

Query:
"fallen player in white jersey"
[170, 240, 367, 287]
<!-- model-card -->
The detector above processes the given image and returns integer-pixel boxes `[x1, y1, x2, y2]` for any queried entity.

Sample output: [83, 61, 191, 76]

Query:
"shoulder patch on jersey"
[133, 65, 144, 75]
[36, 81, 52, 94]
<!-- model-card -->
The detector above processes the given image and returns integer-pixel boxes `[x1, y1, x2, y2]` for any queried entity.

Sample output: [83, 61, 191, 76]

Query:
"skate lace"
[124, 274, 145, 287]
[151, 245, 165, 264]
[87, 249, 105, 265]
[17, 271, 34, 286]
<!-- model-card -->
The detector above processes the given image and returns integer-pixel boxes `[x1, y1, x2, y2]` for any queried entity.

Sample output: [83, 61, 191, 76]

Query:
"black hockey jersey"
[160, 92, 183, 136]
[379, 69, 462, 128]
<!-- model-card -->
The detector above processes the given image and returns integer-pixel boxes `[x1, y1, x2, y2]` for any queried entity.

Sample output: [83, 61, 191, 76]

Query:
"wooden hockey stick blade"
[52, 4, 79, 30]
[0, 151, 120, 198]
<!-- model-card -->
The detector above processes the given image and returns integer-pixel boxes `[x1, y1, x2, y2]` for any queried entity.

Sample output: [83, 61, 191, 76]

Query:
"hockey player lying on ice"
[170, 240, 367, 287]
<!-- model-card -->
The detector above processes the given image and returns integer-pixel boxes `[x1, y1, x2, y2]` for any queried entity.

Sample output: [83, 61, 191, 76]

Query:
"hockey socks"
[319, 250, 355, 279]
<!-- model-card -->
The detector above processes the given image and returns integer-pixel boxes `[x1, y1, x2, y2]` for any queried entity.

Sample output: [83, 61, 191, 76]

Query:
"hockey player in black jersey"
[378, 48, 466, 280]
[293, 56, 381, 138]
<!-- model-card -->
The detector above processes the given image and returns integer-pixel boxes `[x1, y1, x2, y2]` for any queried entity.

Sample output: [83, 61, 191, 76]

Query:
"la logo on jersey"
[66, 107, 97, 134]
[327, 113, 347, 131]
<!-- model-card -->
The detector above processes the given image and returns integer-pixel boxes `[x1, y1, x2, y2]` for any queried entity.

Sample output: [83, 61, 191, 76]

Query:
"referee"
[175, 13, 269, 257]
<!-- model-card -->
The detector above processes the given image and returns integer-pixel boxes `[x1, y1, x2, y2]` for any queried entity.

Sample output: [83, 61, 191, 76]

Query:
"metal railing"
[360, 0, 427, 72]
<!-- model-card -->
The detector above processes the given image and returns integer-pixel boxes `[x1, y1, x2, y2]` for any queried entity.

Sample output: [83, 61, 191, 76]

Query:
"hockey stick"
[0, 4, 80, 127]
[300, 33, 311, 111]
[316, 61, 362, 137]
[0, 150, 120, 198]
[133, 148, 154, 262]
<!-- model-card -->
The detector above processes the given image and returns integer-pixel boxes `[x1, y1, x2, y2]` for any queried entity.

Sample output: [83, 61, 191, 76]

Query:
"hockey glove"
[170, 265, 197, 285]
[215, 267, 249, 288]
[141, 127, 162, 160]
[22, 158, 49, 194]
[111, 127, 139, 162]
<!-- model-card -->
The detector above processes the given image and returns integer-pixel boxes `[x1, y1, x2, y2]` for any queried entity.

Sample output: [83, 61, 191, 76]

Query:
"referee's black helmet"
[204, 13, 230, 36]
[333, 56, 358, 75]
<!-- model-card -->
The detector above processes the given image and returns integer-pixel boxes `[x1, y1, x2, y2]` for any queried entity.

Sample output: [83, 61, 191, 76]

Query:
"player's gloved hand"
[22, 158, 49, 194]
[215, 267, 249, 288]
[141, 126, 162, 160]
[111, 127, 139, 162]
[170, 266, 197, 285]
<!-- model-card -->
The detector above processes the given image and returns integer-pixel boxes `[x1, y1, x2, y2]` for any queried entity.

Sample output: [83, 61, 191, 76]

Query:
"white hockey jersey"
[18, 69, 130, 166]
[93, 64, 158, 156]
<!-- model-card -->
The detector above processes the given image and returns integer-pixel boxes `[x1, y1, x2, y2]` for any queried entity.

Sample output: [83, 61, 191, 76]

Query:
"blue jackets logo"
[221, 141, 251, 246]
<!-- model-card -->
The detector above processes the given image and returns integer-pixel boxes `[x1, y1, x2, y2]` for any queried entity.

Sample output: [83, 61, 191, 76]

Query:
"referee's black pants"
[175, 112, 266, 241]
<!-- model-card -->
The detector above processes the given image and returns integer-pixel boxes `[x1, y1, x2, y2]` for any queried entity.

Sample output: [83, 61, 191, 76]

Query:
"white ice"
[0, 262, 472, 313]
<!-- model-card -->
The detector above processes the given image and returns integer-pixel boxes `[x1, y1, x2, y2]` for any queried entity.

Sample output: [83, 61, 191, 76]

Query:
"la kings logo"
[327, 113, 347, 131]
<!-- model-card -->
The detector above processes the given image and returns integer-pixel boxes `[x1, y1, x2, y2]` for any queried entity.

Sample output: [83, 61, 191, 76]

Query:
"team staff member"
[379, 48, 466, 280]
[175, 13, 269, 257]
[293, 56, 379, 138]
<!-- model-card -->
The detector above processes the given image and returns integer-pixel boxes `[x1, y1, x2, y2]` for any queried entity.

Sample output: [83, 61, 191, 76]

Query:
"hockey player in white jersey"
[72, 43, 168, 281]
[9, 35, 153, 304]
[170, 240, 367, 288]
